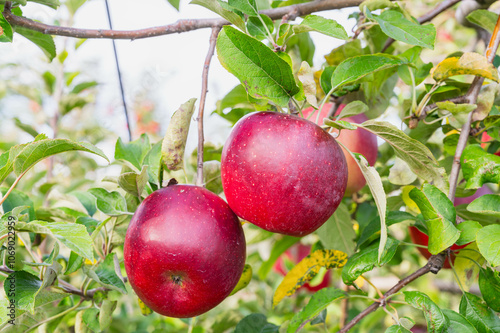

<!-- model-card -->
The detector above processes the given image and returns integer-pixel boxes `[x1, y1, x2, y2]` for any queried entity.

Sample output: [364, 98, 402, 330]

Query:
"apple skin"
[273, 244, 330, 292]
[124, 185, 246, 318]
[221, 111, 347, 236]
[480, 132, 500, 157]
[409, 185, 492, 269]
[302, 104, 378, 196]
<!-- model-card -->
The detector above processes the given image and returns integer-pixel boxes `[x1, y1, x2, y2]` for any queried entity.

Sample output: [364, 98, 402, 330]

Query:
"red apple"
[409, 185, 492, 268]
[124, 184, 246, 318]
[221, 111, 347, 236]
[273, 244, 330, 292]
[302, 104, 378, 196]
[480, 132, 500, 156]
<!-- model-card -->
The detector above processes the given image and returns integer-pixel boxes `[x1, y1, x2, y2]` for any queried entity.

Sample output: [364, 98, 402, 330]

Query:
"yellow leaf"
[229, 264, 252, 296]
[454, 243, 484, 292]
[272, 249, 347, 307]
[137, 298, 153, 316]
[431, 52, 499, 82]
[402, 185, 420, 215]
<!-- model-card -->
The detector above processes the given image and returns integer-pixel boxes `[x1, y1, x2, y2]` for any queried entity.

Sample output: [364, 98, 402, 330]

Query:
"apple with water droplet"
[124, 184, 246, 318]
[221, 111, 347, 236]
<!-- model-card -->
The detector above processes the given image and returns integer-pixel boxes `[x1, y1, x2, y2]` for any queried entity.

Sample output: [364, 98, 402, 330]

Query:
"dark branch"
[196, 26, 221, 187]
[338, 254, 444, 333]
[3, 0, 365, 40]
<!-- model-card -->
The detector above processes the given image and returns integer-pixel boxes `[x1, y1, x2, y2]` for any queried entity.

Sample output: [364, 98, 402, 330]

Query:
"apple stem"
[196, 26, 221, 187]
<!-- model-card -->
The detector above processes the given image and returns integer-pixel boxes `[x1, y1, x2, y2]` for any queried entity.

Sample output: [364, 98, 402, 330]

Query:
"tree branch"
[3, 0, 365, 40]
[196, 26, 220, 187]
[448, 13, 500, 202]
[338, 254, 445, 332]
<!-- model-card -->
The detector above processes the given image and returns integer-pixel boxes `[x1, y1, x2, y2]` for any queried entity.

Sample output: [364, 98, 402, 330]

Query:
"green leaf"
[143, 141, 162, 186]
[217, 26, 300, 107]
[162, 98, 197, 171]
[14, 118, 39, 138]
[442, 309, 478, 333]
[1, 188, 36, 221]
[388, 157, 418, 185]
[0, 12, 13, 42]
[466, 10, 498, 33]
[479, 267, 500, 312]
[65, 251, 84, 275]
[190, 0, 245, 31]
[316, 203, 355, 256]
[330, 54, 407, 92]
[456, 221, 482, 246]
[358, 211, 418, 247]
[404, 291, 448, 333]
[70, 191, 97, 217]
[114, 133, 150, 171]
[460, 292, 500, 333]
[476, 225, 500, 267]
[359, 120, 449, 193]
[247, 14, 274, 40]
[228, 0, 258, 16]
[409, 185, 459, 254]
[15, 220, 94, 261]
[461, 145, 500, 189]
[235, 313, 280, 333]
[14, 26, 56, 61]
[99, 299, 117, 330]
[71, 81, 98, 94]
[230, 264, 252, 296]
[467, 195, 500, 216]
[13, 138, 108, 177]
[336, 101, 369, 119]
[359, 0, 397, 12]
[167, 0, 180, 10]
[350, 153, 388, 264]
[287, 288, 345, 332]
[88, 188, 129, 216]
[258, 236, 299, 279]
[341, 237, 399, 286]
[83, 308, 101, 332]
[83, 253, 127, 294]
[324, 39, 363, 66]
[293, 15, 348, 40]
[385, 325, 412, 333]
[437, 101, 477, 115]
[0, 143, 29, 184]
[323, 119, 357, 130]
[118, 165, 148, 198]
[366, 9, 435, 49]
[4, 271, 69, 314]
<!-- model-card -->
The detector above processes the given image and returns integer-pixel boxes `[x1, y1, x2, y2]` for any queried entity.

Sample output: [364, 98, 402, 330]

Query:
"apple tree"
[0, 0, 500, 332]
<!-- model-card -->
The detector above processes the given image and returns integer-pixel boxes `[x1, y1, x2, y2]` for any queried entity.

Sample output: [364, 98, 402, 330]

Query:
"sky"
[1, 0, 357, 154]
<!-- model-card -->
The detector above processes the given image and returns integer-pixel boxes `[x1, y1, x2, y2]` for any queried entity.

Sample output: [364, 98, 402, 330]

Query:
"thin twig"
[338, 254, 445, 333]
[105, 0, 132, 142]
[3, 0, 365, 40]
[381, 0, 461, 52]
[448, 14, 500, 202]
[196, 26, 221, 187]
